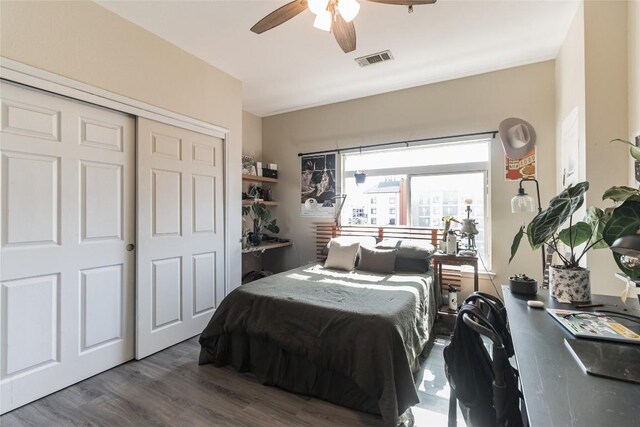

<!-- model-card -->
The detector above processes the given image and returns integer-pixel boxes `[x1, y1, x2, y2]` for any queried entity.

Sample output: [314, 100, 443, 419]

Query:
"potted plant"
[242, 202, 280, 245]
[510, 182, 605, 302]
[601, 139, 640, 282]
[510, 140, 640, 302]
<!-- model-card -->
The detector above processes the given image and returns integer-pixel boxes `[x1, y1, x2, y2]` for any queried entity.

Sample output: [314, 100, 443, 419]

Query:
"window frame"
[340, 139, 492, 268]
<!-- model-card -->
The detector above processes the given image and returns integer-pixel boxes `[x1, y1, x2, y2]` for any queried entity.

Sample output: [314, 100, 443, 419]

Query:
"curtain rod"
[297, 130, 498, 157]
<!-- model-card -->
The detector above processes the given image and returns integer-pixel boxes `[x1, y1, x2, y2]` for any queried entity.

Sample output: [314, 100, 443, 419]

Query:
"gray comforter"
[199, 264, 436, 425]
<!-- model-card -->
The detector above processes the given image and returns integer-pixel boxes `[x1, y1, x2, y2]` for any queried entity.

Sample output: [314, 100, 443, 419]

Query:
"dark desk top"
[502, 286, 640, 427]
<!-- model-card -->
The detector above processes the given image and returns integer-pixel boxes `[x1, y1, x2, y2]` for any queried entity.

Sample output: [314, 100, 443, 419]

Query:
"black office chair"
[444, 300, 524, 427]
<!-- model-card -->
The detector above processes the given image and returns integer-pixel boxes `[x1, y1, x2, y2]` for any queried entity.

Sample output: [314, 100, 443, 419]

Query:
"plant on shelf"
[242, 201, 280, 245]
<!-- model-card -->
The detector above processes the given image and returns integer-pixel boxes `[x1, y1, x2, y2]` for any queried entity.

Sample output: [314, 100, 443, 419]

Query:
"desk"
[503, 286, 640, 427]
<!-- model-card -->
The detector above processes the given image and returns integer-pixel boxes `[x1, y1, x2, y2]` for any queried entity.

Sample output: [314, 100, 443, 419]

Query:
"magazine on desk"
[547, 309, 640, 344]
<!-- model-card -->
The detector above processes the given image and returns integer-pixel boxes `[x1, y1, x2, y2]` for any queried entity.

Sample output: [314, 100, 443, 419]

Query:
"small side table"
[432, 253, 479, 315]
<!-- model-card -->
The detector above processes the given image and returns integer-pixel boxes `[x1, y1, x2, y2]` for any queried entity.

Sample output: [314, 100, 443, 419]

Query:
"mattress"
[199, 264, 436, 425]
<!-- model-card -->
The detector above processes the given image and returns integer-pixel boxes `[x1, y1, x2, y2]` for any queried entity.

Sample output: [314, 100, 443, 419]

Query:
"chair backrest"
[464, 292, 514, 357]
[444, 301, 523, 427]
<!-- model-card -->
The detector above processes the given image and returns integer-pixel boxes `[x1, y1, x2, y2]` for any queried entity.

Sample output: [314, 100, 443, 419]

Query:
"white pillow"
[324, 240, 360, 271]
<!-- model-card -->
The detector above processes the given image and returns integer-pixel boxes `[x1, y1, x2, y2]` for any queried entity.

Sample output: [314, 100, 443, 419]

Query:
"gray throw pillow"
[394, 256, 431, 273]
[324, 240, 360, 271]
[356, 246, 397, 274]
[376, 239, 436, 259]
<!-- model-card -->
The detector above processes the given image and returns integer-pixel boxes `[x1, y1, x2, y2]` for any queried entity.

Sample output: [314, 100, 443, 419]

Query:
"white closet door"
[0, 82, 135, 413]
[136, 118, 224, 359]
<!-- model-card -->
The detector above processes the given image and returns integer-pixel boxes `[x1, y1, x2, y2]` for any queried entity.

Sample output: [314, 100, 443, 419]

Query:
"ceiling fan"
[250, 0, 437, 54]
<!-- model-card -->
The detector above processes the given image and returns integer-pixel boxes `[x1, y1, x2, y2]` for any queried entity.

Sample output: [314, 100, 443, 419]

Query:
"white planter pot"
[549, 265, 591, 302]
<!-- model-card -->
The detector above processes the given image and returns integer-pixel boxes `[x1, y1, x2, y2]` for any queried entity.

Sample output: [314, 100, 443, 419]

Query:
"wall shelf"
[243, 200, 278, 206]
[242, 241, 292, 254]
[242, 174, 277, 183]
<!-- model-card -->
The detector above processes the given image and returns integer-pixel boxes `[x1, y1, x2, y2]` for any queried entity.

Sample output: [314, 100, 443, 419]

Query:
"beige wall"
[555, 1, 630, 295]
[263, 61, 557, 298]
[241, 111, 263, 275]
[630, 1, 640, 140]
[0, 1, 245, 287]
[583, 1, 629, 294]
[242, 111, 263, 159]
[555, 3, 586, 195]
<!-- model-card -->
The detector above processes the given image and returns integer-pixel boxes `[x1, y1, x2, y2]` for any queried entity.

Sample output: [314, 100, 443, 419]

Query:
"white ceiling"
[97, 0, 579, 117]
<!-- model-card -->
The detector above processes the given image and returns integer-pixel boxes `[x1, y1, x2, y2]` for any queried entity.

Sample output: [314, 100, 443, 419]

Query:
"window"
[410, 172, 487, 263]
[341, 138, 490, 266]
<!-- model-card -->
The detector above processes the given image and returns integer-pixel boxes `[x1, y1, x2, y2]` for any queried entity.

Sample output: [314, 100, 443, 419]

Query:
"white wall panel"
[152, 257, 182, 329]
[1, 100, 60, 141]
[80, 117, 123, 151]
[151, 133, 182, 160]
[192, 252, 215, 315]
[1, 151, 59, 246]
[1, 274, 59, 376]
[81, 161, 122, 241]
[152, 169, 182, 237]
[80, 265, 123, 351]
[192, 175, 215, 233]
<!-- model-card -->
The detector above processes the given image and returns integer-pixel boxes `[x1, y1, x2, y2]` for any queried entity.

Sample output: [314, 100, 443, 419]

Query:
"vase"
[549, 265, 591, 302]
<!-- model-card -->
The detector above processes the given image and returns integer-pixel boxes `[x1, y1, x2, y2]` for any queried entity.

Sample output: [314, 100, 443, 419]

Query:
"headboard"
[314, 222, 462, 295]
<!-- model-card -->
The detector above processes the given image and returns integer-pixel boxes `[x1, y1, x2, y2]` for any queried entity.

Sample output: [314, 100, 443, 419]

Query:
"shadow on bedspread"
[199, 264, 436, 426]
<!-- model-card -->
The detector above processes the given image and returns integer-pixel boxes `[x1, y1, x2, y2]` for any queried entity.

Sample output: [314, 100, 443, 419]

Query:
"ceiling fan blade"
[332, 14, 356, 53]
[367, 0, 436, 5]
[250, 0, 308, 34]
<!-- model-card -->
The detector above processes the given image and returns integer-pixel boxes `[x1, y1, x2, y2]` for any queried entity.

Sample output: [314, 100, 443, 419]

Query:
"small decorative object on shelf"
[242, 154, 257, 176]
[447, 285, 458, 311]
[459, 199, 479, 256]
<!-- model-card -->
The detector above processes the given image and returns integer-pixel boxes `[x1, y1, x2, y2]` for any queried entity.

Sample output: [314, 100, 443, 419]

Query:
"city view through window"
[340, 140, 489, 264]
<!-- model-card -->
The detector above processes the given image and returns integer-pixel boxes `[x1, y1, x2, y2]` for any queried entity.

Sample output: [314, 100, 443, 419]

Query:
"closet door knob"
[126, 244, 135, 252]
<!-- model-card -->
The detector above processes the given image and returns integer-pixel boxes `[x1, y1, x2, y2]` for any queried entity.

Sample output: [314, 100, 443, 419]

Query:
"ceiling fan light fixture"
[339, 0, 360, 22]
[308, 0, 330, 15]
[313, 10, 333, 31]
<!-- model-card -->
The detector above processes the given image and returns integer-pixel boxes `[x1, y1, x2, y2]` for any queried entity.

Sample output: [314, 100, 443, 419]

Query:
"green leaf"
[558, 222, 592, 248]
[584, 206, 609, 249]
[603, 200, 640, 278]
[264, 220, 280, 234]
[602, 186, 640, 203]
[610, 138, 640, 161]
[509, 225, 525, 264]
[527, 182, 589, 249]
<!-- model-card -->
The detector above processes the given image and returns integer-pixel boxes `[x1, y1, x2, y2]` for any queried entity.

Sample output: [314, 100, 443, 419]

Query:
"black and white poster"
[300, 153, 336, 217]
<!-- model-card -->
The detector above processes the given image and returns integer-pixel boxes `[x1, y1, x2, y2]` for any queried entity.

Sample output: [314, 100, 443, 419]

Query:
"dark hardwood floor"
[1, 336, 462, 426]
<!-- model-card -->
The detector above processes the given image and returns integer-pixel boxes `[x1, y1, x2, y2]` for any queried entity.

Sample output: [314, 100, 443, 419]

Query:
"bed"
[199, 262, 437, 425]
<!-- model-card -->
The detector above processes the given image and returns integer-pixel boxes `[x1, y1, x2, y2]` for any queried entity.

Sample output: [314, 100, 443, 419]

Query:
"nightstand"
[432, 252, 479, 316]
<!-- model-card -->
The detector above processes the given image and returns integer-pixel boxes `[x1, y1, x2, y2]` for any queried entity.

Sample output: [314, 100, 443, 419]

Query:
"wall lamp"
[511, 177, 547, 283]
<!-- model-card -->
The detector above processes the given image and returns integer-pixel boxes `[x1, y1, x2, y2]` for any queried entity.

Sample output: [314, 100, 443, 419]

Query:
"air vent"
[355, 50, 394, 67]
